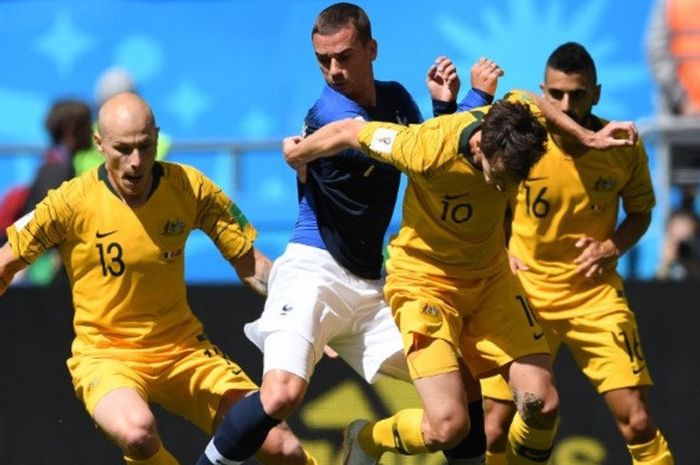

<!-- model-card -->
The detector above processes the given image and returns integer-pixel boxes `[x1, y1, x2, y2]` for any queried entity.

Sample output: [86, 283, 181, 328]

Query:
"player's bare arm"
[0, 242, 27, 296]
[574, 211, 652, 278]
[231, 247, 272, 297]
[283, 119, 367, 182]
[525, 90, 638, 150]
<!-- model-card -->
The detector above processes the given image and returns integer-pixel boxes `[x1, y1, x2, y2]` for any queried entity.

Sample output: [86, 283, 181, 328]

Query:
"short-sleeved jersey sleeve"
[357, 113, 477, 176]
[188, 168, 257, 262]
[7, 176, 84, 265]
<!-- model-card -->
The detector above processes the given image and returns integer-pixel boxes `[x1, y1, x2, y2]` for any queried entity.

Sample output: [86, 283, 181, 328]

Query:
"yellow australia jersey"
[509, 121, 655, 319]
[357, 90, 543, 279]
[7, 162, 256, 355]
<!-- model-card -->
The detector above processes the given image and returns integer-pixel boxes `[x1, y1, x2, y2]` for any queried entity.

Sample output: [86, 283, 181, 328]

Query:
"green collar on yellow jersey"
[98, 162, 164, 203]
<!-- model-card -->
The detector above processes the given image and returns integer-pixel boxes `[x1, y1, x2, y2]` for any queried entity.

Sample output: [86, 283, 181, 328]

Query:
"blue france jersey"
[290, 81, 422, 279]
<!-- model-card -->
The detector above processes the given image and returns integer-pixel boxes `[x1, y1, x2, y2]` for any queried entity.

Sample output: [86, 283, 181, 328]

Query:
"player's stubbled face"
[313, 25, 376, 104]
[541, 67, 599, 125]
[101, 122, 158, 203]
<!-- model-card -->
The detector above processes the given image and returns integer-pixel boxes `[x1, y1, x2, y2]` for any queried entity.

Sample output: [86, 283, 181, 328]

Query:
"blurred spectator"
[657, 192, 700, 279]
[21, 100, 92, 215]
[0, 186, 29, 245]
[2, 100, 90, 246]
[647, 0, 700, 278]
[647, 0, 700, 115]
[16, 99, 93, 285]
[73, 66, 171, 175]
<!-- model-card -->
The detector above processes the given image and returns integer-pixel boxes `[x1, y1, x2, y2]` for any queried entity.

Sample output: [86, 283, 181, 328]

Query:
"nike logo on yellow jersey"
[443, 193, 470, 200]
[632, 365, 647, 375]
[95, 230, 117, 238]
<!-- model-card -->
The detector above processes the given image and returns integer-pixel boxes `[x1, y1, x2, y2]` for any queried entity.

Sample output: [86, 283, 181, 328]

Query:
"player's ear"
[592, 84, 601, 106]
[93, 132, 102, 152]
[369, 38, 378, 61]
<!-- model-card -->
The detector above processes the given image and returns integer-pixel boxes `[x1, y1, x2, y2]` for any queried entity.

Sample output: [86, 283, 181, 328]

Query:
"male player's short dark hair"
[312, 2, 372, 45]
[546, 41, 597, 83]
[480, 100, 548, 181]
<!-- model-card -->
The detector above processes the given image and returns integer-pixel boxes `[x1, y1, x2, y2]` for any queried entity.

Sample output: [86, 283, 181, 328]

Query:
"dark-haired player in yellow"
[282, 89, 637, 465]
[0, 93, 316, 465]
[479, 43, 674, 465]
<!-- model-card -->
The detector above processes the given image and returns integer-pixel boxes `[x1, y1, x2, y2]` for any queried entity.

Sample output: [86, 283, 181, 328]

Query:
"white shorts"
[244, 243, 408, 383]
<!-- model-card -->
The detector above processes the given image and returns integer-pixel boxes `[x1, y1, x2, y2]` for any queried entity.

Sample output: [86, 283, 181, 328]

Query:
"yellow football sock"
[124, 443, 179, 465]
[359, 408, 427, 457]
[628, 430, 674, 465]
[485, 450, 508, 465]
[303, 448, 319, 465]
[506, 412, 557, 464]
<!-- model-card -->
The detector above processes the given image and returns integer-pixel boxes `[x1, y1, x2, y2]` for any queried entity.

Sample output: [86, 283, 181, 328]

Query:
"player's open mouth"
[124, 174, 142, 185]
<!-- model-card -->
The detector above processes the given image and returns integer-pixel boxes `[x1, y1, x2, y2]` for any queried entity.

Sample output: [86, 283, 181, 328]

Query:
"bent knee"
[484, 400, 515, 450]
[515, 391, 559, 428]
[260, 375, 307, 419]
[484, 417, 509, 451]
[113, 411, 160, 456]
[423, 416, 470, 450]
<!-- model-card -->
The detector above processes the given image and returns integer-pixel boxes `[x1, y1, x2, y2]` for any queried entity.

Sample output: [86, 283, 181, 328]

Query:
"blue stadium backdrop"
[0, 0, 665, 281]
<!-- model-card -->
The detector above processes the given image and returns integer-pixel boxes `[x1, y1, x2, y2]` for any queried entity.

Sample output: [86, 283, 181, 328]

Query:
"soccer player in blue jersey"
[196, 3, 503, 465]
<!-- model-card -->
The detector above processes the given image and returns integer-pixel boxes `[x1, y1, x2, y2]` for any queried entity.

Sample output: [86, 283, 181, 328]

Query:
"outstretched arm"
[0, 242, 27, 296]
[283, 119, 367, 182]
[524, 91, 638, 150]
[230, 247, 272, 297]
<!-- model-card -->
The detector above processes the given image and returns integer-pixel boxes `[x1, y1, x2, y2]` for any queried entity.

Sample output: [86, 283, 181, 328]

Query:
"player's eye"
[548, 89, 564, 100]
[570, 90, 586, 101]
[337, 52, 351, 62]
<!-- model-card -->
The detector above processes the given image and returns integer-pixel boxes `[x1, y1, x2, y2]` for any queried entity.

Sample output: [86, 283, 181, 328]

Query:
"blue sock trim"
[197, 391, 281, 463]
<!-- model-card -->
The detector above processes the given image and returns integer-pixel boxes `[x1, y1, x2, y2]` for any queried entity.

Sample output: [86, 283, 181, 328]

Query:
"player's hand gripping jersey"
[509, 122, 655, 319]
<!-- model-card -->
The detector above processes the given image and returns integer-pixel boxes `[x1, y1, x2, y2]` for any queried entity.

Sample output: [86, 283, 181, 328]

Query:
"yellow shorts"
[481, 306, 653, 400]
[385, 263, 549, 379]
[67, 334, 258, 434]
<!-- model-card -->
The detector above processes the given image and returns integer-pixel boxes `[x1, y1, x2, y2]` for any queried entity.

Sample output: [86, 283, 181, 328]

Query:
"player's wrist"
[604, 239, 621, 258]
